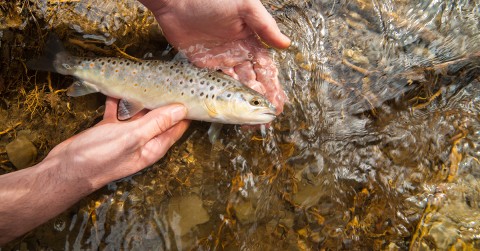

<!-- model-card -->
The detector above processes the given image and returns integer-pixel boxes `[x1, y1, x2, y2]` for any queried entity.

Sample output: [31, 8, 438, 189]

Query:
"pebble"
[6, 136, 37, 169]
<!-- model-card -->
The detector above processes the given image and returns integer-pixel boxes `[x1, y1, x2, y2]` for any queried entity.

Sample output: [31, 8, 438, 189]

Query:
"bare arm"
[0, 99, 189, 245]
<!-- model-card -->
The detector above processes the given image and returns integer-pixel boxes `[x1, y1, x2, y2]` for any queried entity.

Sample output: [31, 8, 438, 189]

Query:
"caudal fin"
[27, 34, 74, 75]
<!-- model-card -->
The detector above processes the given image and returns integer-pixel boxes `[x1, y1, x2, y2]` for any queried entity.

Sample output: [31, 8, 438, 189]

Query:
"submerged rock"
[6, 136, 37, 169]
[167, 194, 209, 236]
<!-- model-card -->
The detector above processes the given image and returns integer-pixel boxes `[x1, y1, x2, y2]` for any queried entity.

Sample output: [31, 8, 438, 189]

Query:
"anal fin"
[118, 99, 144, 120]
[67, 80, 99, 97]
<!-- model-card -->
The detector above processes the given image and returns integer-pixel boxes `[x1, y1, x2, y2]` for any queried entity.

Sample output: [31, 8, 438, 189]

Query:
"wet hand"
[140, 0, 291, 114]
[48, 97, 190, 188]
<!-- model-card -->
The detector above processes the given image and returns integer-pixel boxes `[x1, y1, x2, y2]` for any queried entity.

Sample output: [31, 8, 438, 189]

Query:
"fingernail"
[170, 105, 187, 123]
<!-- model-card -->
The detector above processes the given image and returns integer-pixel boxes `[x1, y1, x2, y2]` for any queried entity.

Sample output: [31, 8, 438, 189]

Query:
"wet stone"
[167, 194, 209, 236]
[232, 200, 255, 224]
[6, 136, 37, 169]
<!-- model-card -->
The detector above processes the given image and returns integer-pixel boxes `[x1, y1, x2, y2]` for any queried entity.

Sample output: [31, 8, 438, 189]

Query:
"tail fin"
[27, 34, 74, 75]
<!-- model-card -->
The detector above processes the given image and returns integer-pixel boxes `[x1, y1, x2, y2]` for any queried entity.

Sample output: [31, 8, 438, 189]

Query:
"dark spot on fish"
[191, 90, 194, 94]
[139, 62, 142, 66]
[120, 61, 123, 65]
[112, 61, 116, 65]
[210, 86, 214, 91]
[227, 94, 232, 98]
[200, 92, 204, 96]
[179, 81, 183, 85]
[175, 69, 179, 73]
[158, 66, 162, 70]
[212, 77, 216, 80]
[134, 83, 138, 86]
[222, 82, 227, 86]
[126, 62, 130, 66]
[107, 59, 111, 63]
[170, 66, 173, 69]
[200, 81, 204, 85]
[181, 92, 184, 96]
[189, 79, 193, 83]
[101, 62, 105, 66]
[144, 89, 147, 92]
[206, 82, 210, 86]
[146, 62, 150, 66]
[212, 94, 215, 99]
[115, 69, 119, 73]
[217, 79, 221, 82]
[208, 74, 212, 77]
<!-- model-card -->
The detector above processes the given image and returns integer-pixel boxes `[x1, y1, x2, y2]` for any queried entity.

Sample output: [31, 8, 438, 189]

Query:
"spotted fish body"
[28, 36, 276, 124]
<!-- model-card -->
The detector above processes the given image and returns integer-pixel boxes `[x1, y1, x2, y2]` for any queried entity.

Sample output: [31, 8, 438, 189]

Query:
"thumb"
[134, 104, 187, 143]
[243, 0, 291, 49]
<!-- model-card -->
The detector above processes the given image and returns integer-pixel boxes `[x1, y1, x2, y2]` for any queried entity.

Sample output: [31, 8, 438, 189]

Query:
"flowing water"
[1, 0, 480, 250]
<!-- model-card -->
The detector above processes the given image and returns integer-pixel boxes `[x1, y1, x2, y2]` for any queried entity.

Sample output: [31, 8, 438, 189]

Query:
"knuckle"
[154, 114, 171, 133]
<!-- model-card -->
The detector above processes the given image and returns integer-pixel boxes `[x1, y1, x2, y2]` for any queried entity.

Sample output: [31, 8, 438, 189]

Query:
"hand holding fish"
[54, 97, 190, 186]
[140, 0, 291, 113]
[0, 99, 189, 244]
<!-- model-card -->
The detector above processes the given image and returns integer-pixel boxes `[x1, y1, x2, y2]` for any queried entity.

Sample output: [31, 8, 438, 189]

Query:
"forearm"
[0, 155, 97, 245]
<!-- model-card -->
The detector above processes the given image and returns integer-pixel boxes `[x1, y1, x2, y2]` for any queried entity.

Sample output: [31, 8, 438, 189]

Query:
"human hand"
[140, 0, 291, 114]
[47, 97, 190, 188]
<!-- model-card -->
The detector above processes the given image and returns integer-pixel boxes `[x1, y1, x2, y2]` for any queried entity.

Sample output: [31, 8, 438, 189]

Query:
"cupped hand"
[141, 0, 291, 114]
[47, 97, 190, 188]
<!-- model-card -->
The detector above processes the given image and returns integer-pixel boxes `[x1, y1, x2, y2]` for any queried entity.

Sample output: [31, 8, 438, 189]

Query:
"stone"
[167, 194, 209, 237]
[6, 136, 37, 169]
[233, 200, 255, 224]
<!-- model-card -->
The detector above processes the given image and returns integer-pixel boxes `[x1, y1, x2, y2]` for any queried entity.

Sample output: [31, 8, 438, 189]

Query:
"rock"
[233, 200, 255, 224]
[167, 194, 209, 237]
[6, 136, 37, 169]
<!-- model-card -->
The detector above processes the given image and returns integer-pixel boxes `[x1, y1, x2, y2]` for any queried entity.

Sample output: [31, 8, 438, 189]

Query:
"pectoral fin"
[204, 100, 218, 118]
[67, 80, 99, 97]
[118, 99, 144, 120]
[208, 123, 223, 143]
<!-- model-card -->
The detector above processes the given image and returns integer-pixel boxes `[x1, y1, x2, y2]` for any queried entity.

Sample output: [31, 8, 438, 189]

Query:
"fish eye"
[250, 98, 261, 106]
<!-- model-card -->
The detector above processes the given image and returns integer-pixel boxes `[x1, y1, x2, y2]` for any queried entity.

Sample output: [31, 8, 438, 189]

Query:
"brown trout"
[27, 36, 276, 124]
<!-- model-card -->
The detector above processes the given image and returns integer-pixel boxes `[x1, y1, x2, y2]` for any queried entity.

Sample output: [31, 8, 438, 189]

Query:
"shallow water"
[1, 0, 480, 250]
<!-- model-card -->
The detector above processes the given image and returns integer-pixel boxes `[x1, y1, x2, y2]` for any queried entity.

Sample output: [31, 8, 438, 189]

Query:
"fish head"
[210, 88, 277, 124]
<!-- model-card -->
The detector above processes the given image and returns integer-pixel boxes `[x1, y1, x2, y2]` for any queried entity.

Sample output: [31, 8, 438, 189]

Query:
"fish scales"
[73, 58, 243, 116]
[27, 36, 277, 124]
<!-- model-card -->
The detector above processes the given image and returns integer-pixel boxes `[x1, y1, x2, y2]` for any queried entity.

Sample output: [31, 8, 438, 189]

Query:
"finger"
[221, 67, 239, 80]
[133, 104, 187, 145]
[139, 120, 191, 165]
[243, 0, 291, 49]
[234, 62, 266, 94]
[187, 40, 252, 69]
[103, 97, 119, 120]
[130, 109, 149, 120]
[252, 51, 286, 114]
[234, 61, 256, 82]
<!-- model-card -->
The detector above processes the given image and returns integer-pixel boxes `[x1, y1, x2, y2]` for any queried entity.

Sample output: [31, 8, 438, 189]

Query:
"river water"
[1, 0, 480, 250]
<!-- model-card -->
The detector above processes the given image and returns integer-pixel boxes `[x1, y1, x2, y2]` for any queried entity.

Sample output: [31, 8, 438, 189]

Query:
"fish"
[27, 35, 277, 125]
